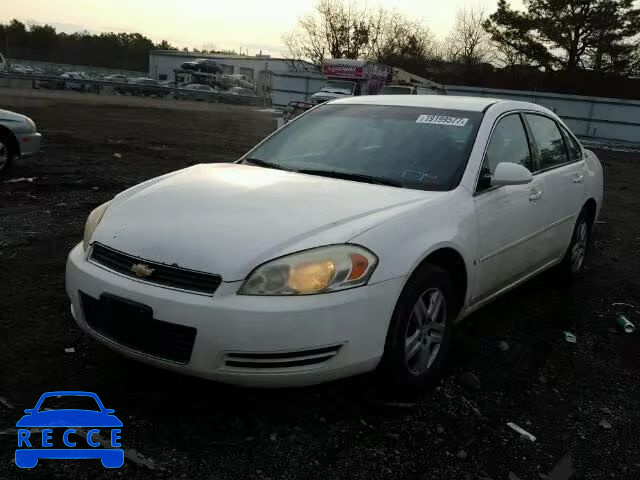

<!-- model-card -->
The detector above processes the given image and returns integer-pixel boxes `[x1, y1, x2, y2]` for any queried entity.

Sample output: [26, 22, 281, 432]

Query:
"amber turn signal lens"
[348, 253, 369, 280]
[288, 260, 336, 294]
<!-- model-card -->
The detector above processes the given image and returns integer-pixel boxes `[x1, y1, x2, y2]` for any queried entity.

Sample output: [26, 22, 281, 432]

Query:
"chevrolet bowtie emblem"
[130, 263, 155, 278]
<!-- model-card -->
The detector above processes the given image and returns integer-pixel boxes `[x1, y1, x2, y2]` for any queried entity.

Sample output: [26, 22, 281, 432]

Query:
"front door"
[471, 113, 551, 303]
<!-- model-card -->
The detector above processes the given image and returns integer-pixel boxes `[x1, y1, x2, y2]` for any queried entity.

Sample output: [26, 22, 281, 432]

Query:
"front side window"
[477, 113, 532, 192]
[484, 114, 533, 174]
[525, 114, 569, 170]
[245, 104, 483, 191]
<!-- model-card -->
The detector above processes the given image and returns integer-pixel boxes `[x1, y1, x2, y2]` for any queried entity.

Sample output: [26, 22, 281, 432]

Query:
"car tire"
[380, 264, 455, 391]
[0, 132, 17, 177]
[559, 207, 593, 278]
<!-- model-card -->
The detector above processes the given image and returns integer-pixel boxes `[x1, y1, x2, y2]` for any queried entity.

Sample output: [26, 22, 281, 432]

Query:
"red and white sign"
[323, 64, 365, 79]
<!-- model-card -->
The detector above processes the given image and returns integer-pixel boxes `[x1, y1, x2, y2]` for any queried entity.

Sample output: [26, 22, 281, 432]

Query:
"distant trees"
[0, 19, 178, 71]
[484, 0, 640, 74]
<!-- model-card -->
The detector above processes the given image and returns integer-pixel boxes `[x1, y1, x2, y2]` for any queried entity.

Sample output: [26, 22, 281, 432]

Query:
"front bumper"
[65, 243, 405, 387]
[17, 132, 42, 157]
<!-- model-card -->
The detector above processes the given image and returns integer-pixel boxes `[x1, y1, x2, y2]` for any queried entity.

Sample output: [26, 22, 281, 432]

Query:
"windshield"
[320, 80, 355, 95]
[244, 104, 482, 191]
[380, 86, 413, 95]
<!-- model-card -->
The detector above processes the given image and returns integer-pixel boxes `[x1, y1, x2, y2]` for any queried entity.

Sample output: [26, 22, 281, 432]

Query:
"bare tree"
[283, 28, 325, 69]
[368, 9, 435, 64]
[200, 42, 218, 54]
[493, 42, 530, 68]
[446, 7, 494, 66]
[282, 0, 371, 67]
[283, 0, 436, 74]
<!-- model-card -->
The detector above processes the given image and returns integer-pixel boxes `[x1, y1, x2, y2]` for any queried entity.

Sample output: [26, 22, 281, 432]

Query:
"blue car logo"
[15, 391, 123, 469]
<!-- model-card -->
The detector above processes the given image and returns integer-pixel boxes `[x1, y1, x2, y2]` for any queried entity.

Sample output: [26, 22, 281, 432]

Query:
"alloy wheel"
[0, 140, 8, 172]
[404, 288, 447, 375]
[571, 220, 588, 273]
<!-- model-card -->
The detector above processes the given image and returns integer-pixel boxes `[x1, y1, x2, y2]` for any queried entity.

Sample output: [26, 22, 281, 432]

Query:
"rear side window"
[561, 126, 583, 162]
[525, 114, 569, 170]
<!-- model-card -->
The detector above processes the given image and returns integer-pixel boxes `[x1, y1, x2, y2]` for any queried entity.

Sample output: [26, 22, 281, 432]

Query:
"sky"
[1, 0, 524, 57]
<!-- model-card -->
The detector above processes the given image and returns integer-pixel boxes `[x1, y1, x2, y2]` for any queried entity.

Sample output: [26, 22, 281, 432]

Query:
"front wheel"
[380, 264, 455, 390]
[0, 133, 16, 177]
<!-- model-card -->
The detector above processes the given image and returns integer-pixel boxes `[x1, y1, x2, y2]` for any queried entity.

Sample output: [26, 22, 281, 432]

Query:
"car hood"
[16, 410, 123, 427]
[93, 163, 443, 281]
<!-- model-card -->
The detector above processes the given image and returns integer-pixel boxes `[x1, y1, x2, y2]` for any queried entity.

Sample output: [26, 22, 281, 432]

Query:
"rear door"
[472, 113, 551, 303]
[523, 114, 586, 259]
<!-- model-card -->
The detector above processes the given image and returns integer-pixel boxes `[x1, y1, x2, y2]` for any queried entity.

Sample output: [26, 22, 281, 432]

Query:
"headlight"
[239, 245, 377, 296]
[83, 202, 110, 251]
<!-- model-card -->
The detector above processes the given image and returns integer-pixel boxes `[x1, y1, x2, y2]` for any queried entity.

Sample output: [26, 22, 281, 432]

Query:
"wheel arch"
[582, 197, 597, 225]
[0, 124, 20, 157]
[407, 246, 468, 317]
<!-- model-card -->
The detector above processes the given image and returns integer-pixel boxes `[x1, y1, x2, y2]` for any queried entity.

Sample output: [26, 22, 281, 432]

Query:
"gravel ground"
[0, 89, 638, 480]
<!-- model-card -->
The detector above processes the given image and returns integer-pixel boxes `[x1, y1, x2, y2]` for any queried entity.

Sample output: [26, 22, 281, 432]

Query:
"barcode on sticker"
[416, 115, 469, 127]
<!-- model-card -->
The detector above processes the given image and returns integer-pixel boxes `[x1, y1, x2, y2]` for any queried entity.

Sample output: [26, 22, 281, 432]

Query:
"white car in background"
[66, 96, 603, 388]
[103, 74, 128, 84]
[0, 109, 42, 175]
[60, 72, 91, 91]
[9, 64, 35, 74]
[178, 83, 218, 101]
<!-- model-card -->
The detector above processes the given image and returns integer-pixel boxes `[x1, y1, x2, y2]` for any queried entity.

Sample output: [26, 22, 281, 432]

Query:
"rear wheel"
[380, 264, 455, 390]
[560, 207, 593, 278]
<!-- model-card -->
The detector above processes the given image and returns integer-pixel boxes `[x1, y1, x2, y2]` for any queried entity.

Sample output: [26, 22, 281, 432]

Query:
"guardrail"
[0, 72, 268, 107]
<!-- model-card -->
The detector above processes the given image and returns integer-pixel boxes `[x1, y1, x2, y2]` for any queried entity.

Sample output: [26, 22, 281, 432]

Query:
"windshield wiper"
[296, 169, 405, 188]
[242, 158, 290, 171]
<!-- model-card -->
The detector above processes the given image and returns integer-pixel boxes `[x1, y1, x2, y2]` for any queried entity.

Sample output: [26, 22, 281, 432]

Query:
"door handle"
[529, 189, 543, 201]
[573, 174, 584, 183]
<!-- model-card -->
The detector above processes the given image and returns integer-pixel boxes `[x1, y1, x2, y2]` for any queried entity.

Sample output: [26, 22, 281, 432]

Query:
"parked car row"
[176, 83, 218, 101]
[114, 77, 170, 97]
[8, 64, 44, 75]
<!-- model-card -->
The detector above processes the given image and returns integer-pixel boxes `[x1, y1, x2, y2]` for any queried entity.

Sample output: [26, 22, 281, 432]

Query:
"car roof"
[331, 95, 507, 112]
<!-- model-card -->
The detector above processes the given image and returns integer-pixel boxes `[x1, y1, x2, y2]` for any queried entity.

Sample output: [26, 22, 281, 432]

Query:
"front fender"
[351, 189, 475, 288]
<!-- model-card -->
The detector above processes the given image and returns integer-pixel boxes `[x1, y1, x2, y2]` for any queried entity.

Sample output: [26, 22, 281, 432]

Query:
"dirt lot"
[0, 89, 638, 480]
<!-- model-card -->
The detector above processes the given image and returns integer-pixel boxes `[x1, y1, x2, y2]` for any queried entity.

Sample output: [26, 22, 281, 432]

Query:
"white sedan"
[0, 109, 42, 175]
[65, 96, 603, 388]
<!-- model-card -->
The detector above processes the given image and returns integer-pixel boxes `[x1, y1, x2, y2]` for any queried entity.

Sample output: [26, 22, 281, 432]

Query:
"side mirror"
[104, 409, 115, 414]
[24, 409, 34, 414]
[491, 162, 533, 187]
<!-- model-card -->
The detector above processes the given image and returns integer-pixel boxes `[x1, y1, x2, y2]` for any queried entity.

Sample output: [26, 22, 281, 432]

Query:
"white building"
[149, 50, 317, 80]
[149, 50, 324, 106]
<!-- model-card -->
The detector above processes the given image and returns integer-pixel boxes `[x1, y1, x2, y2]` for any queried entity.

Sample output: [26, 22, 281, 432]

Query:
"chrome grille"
[90, 243, 222, 295]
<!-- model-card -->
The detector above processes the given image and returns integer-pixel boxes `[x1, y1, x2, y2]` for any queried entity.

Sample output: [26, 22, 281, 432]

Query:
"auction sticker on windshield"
[416, 115, 469, 127]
